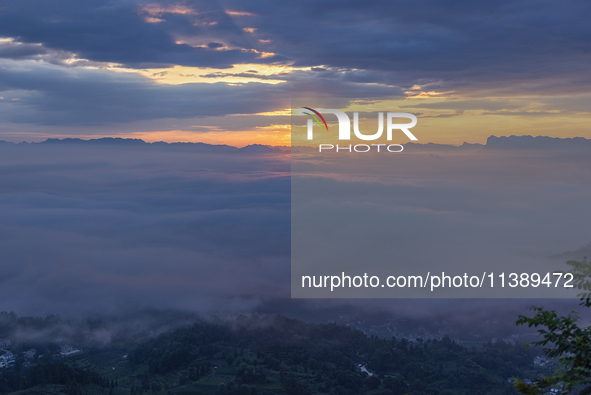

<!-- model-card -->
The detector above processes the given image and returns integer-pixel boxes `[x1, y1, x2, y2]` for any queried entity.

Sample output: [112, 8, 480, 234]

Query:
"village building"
[60, 345, 81, 356]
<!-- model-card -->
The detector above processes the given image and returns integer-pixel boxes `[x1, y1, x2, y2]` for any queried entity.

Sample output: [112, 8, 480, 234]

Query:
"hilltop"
[0, 314, 545, 395]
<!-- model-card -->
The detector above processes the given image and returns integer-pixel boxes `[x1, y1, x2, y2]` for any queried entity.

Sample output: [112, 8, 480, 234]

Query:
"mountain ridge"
[0, 135, 588, 151]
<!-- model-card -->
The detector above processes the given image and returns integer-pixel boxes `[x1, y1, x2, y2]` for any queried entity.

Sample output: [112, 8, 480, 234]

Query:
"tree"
[515, 259, 591, 394]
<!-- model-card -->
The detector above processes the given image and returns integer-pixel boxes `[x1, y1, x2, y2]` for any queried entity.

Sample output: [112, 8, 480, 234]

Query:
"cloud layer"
[0, 0, 589, 136]
[0, 142, 290, 315]
[0, 140, 590, 314]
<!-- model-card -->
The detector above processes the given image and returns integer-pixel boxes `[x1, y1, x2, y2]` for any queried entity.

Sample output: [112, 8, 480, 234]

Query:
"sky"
[0, 0, 590, 145]
[0, 0, 590, 330]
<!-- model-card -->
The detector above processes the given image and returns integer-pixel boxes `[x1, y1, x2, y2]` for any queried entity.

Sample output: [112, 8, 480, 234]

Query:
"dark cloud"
[0, 41, 47, 59]
[403, 99, 526, 112]
[0, 59, 404, 126]
[257, 1, 591, 78]
[0, 0, 285, 68]
[224, 0, 591, 94]
[0, 0, 587, 129]
[0, 61, 283, 124]
[0, 0, 588, 91]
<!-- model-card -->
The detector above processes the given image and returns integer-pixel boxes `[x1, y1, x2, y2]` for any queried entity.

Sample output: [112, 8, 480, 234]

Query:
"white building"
[0, 351, 14, 360]
[534, 356, 550, 366]
[0, 351, 14, 365]
[60, 345, 80, 356]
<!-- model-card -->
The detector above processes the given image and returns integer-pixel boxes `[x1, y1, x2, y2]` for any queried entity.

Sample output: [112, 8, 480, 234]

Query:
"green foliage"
[515, 259, 591, 394]
[0, 314, 537, 394]
[123, 316, 529, 394]
[0, 362, 110, 393]
[566, 258, 591, 305]
[513, 377, 545, 394]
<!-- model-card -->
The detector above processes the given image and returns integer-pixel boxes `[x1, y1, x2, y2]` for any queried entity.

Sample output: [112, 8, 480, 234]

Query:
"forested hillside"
[0, 315, 548, 395]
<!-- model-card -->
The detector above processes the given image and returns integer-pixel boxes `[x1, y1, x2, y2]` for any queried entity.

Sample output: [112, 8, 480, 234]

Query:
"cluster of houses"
[0, 349, 41, 368]
[505, 357, 562, 394]
[0, 339, 82, 370]
[0, 339, 12, 349]
[0, 339, 13, 368]
[0, 351, 14, 368]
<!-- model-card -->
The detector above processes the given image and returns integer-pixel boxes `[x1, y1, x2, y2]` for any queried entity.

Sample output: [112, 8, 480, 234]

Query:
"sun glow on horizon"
[127, 126, 291, 147]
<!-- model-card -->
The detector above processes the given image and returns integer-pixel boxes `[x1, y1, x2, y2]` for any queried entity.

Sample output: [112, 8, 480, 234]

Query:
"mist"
[0, 138, 589, 343]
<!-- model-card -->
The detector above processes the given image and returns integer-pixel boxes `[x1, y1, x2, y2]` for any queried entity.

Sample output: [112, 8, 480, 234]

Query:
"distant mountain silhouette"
[291, 142, 484, 153]
[485, 135, 591, 150]
[0, 136, 588, 151]
[406, 136, 590, 151]
[238, 144, 285, 153]
[0, 138, 291, 153]
[41, 137, 147, 145]
[153, 141, 239, 153]
[404, 142, 484, 151]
